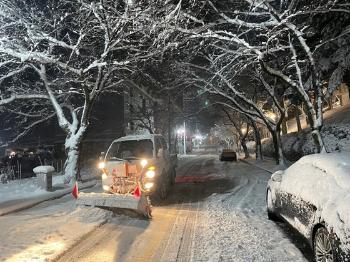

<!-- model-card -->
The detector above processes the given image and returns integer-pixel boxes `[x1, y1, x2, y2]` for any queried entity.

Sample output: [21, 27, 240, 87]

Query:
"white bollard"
[33, 166, 55, 191]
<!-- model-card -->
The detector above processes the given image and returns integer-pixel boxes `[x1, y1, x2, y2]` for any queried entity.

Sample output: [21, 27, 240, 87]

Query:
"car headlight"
[144, 182, 154, 190]
[98, 161, 106, 169]
[102, 173, 108, 180]
[103, 185, 110, 191]
[141, 159, 148, 168]
[145, 170, 155, 179]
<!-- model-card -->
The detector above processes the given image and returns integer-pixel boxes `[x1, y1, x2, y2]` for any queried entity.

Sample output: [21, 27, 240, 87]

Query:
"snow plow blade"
[76, 192, 152, 218]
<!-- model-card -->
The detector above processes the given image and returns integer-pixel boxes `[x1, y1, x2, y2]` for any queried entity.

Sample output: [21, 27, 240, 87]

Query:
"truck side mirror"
[99, 152, 105, 160]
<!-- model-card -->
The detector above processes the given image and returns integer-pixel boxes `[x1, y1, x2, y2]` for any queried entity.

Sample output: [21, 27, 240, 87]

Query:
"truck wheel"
[144, 205, 152, 219]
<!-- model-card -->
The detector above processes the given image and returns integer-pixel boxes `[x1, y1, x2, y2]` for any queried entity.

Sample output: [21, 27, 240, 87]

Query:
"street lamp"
[177, 128, 184, 135]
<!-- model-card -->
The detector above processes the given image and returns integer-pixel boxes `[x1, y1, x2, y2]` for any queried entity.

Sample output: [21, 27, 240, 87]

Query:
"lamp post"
[177, 124, 186, 155]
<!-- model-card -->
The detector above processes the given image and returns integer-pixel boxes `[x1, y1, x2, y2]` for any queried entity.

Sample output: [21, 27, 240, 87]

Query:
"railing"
[0, 159, 64, 184]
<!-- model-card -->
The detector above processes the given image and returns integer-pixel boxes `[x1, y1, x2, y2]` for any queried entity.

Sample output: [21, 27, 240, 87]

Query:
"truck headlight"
[98, 161, 106, 169]
[144, 182, 154, 190]
[145, 170, 155, 179]
[141, 159, 148, 168]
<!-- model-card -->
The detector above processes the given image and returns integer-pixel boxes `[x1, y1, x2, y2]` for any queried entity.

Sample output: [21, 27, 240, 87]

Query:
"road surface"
[54, 155, 312, 262]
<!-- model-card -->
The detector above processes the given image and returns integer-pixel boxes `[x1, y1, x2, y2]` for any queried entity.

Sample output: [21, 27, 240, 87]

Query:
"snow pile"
[0, 195, 112, 262]
[262, 123, 350, 161]
[0, 175, 67, 204]
[33, 166, 55, 174]
[0, 178, 51, 203]
[277, 152, 350, 251]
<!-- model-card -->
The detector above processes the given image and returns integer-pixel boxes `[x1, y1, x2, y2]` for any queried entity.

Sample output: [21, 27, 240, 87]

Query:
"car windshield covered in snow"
[106, 139, 153, 160]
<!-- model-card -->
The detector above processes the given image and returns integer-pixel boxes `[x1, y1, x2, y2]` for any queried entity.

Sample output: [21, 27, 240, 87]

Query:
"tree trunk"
[251, 121, 262, 161]
[311, 129, 326, 153]
[241, 139, 249, 159]
[295, 106, 302, 132]
[63, 147, 79, 185]
[281, 119, 288, 135]
[271, 129, 285, 166]
[62, 129, 86, 185]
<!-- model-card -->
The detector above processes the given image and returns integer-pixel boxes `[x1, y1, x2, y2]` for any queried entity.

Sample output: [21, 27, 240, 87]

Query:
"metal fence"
[0, 159, 64, 184]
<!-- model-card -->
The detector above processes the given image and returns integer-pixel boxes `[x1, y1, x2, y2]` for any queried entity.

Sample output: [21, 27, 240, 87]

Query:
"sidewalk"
[0, 179, 97, 216]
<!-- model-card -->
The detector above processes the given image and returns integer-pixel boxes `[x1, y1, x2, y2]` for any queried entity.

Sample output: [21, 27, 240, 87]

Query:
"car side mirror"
[99, 152, 105, 161]
[271, 170, 283, 182]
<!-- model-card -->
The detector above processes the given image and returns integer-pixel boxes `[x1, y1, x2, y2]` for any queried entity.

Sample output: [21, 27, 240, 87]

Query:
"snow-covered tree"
[0, 0, 181, 184]
[211, 124, 237, 149]
[178, 0, 350, 153]
[221, 108, 250, 159]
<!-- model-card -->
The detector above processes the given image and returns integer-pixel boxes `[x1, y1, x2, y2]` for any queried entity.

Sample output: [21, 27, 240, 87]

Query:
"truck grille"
[109, 173, 138, 195]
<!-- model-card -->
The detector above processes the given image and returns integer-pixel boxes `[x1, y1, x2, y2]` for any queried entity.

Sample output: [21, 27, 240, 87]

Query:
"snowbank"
[277, 152, 350, 252]
[262, 123, 350, 161]
[0, 175, 65, 204]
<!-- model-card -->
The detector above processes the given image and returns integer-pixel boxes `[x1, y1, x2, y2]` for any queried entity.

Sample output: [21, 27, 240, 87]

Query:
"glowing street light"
[265, 111, 277, 121]
[195, 134, 203, 140]
[176, 123, 186, 155]
[177, 128, 185, 135]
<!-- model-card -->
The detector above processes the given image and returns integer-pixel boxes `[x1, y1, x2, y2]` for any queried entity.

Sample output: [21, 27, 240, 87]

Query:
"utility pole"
[182, 89, 187, 156]
[168, 94, 172, 153]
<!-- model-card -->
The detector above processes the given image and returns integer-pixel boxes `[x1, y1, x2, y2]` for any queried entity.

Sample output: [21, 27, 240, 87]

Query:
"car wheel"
[266, 189, 279, 221]
[314, 227, 336, 262]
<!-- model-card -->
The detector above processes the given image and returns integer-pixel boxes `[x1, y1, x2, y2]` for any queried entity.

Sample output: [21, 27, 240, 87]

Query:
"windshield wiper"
[123, 156, 141, 160]
[109, 157, 125, 161]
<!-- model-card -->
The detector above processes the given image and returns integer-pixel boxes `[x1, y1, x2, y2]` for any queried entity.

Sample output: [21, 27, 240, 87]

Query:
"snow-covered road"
[0, 155, 313, 261]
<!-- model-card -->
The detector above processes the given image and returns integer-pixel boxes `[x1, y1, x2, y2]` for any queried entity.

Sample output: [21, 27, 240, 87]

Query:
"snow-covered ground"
[0, 156, 312, 261]
[0, 167, 98, 205]
[0, 175, 65, 203]
[192, 160, 308, 262]
[0, 187, 112, 262]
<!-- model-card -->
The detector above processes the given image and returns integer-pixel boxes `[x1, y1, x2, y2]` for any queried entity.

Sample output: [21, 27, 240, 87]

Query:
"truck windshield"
[106, 139, 153, 160]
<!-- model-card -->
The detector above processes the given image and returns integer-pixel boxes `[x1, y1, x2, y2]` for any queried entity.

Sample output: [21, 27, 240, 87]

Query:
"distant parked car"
[219, 149, 237, 161]
[267, 152, 350, 262]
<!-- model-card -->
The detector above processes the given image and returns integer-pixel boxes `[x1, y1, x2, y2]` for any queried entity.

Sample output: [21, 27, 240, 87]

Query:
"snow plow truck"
[77, 134, 177, 218]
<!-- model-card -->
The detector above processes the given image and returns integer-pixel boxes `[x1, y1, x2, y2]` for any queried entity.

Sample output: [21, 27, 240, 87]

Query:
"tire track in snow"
[159, 202, 202, 262]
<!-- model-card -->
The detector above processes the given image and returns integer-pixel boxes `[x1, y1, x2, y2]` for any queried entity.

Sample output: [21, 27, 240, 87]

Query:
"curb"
[239, 159, 274, 174]
[0, 180, 97, 216]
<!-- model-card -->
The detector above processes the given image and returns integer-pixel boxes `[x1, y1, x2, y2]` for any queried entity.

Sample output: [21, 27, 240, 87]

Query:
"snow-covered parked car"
[267, 152, 350, 262]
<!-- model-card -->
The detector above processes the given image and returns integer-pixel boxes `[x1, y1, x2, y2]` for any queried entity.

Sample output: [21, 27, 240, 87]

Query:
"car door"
[278, 176, 318, 235]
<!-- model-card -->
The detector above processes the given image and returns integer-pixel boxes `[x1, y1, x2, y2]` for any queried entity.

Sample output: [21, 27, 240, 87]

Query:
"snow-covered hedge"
[262, 124, 350, 161]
